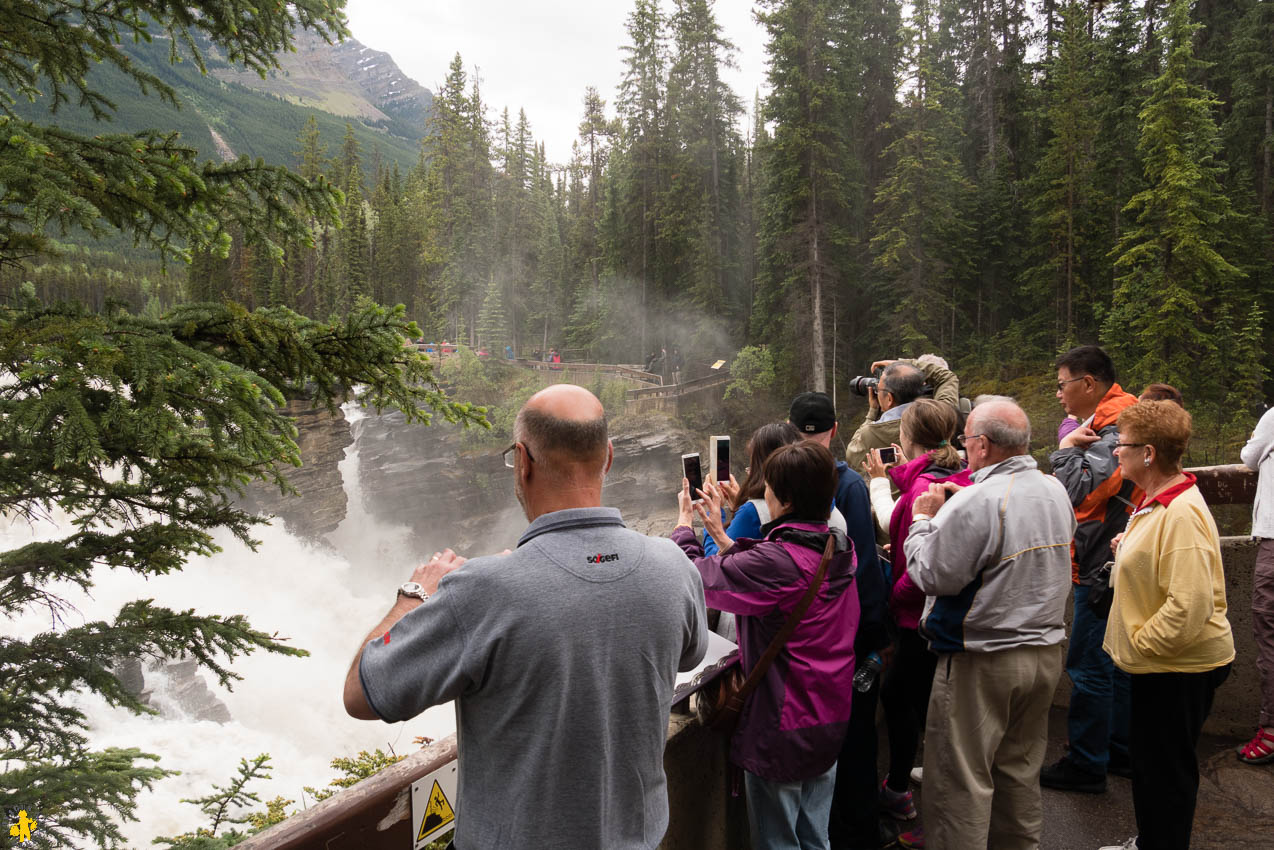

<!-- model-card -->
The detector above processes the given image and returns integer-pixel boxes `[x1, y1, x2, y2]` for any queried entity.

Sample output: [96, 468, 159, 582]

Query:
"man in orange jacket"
[1041, 345, 1142, 794]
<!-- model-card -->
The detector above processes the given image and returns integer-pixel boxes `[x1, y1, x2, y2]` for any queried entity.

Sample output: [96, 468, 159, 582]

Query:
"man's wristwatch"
[397, 581, 429, 602]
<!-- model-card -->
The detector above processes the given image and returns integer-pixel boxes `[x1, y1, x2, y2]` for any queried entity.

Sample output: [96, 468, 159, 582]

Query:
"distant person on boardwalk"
[673, 441, 859, 850]
[1043, 345, 1139, 794]
[505, 344, 515, 360]
[1098, 400, 1234, 850]
[671, 346, 684, 384]
[845, 356, 960, 474]
[905, 399, 1075, 850]
[343, 384, 708, 850]
[549, 347, 562, 370]
[1240, 402, 1274, 765]
[644, 349, 659, 373]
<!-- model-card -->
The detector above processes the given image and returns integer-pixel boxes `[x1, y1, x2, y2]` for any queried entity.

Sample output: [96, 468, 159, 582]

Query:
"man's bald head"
[514, 384, 609, 472]
[968, 399, 1031, 455]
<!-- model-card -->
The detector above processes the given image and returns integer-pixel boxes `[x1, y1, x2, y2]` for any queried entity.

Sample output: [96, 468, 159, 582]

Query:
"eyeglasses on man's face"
[956, 433, 993, 450]
[1056, 376, 1086, 392]
[502, 442, 534, 468]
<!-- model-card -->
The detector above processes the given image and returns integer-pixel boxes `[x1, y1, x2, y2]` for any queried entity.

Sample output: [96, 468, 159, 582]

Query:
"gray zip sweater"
[905, 455, 1076, 653]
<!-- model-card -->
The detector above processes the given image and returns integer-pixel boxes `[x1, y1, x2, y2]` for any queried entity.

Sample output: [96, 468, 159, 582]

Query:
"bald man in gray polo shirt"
[343, 384, 709, 850]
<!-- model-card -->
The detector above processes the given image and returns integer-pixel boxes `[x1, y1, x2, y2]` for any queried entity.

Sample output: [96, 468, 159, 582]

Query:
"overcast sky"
[343, 0, 770, 164]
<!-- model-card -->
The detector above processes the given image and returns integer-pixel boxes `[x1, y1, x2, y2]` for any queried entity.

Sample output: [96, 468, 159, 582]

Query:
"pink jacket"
[887, 454, 973, 629]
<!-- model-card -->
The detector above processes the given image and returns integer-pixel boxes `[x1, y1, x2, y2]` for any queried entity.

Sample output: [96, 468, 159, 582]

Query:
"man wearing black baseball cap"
[789, 392, 893, 850]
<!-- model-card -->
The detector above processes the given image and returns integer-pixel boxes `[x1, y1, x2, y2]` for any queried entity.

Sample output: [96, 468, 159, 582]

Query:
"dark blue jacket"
[835, 461, 891, 655]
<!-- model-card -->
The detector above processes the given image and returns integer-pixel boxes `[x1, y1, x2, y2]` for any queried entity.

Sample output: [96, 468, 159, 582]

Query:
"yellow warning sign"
[416, 779, 456, 842]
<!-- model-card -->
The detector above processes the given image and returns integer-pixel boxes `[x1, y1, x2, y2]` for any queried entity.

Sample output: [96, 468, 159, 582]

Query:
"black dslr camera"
[849, 366, 885, 397]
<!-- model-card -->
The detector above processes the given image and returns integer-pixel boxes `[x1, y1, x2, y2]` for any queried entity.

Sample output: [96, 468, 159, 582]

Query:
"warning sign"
[411, 762, 458, 848]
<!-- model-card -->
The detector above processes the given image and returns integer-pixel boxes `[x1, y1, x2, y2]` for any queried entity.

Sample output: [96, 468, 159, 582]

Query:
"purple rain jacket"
[672, 520, 859, 782]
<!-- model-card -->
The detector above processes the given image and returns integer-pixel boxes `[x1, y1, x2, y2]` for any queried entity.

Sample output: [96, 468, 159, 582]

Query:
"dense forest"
[7, 0, 1274, 441]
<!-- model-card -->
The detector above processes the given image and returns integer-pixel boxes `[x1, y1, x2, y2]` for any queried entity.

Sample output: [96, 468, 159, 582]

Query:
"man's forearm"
[343, 597, 422, 719]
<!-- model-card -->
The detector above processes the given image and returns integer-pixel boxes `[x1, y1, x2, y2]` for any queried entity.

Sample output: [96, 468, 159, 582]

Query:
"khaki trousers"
[921, 644, 1063, 850]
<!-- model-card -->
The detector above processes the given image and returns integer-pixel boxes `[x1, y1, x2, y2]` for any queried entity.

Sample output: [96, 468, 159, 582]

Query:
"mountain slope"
[11, 35, 428, 174]
[212, 30, 433, 142]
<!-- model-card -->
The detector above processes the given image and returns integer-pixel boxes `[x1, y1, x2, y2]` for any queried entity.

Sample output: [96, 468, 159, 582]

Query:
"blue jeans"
[745, 764, 837, 850]
[1065, 584, 1131, 773]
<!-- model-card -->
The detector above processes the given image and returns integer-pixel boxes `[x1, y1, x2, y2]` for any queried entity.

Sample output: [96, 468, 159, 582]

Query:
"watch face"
[399, 581, 426, 598]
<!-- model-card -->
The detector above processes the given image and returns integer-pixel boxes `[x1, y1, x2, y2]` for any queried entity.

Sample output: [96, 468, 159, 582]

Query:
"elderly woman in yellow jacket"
[1098, 400, 1235, 850]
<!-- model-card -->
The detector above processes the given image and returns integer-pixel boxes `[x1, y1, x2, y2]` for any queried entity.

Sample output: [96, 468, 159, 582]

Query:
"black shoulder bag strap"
[722, 534, 835, 715]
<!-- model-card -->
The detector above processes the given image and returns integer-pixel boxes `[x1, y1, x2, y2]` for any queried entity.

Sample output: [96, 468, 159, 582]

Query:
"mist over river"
[1, 401, 691, 843]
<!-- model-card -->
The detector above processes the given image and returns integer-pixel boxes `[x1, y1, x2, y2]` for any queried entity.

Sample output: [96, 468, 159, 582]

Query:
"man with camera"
[845, 356, 960, 474]
[342, 384, 709, 850]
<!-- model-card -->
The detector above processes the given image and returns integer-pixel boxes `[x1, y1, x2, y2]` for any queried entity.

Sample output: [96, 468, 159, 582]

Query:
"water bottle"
[853, 652, 884, 692]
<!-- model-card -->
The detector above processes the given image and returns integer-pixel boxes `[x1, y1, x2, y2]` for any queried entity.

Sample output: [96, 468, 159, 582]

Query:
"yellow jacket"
[1102, 482, 1234, 674]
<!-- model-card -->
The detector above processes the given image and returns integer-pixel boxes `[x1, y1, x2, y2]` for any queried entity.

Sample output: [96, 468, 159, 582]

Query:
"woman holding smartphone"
[861, 399, 971, 848]
[673, 441, 859, 850]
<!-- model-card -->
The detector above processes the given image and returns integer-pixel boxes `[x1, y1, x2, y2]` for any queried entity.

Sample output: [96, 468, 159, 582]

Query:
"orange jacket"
[1048, 383, 1144, 585]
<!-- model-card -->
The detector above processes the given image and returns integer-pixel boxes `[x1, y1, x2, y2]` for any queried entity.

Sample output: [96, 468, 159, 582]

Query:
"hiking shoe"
[1238, 727, 1274, 764]
[1040, 755, 1106, 793]
[909, 766, 923, 785]
[1107, 750, 1133, 779]
[878, 778, 917, 821]
[1097, 838, 1138, 850]
[896, 826, 925, 848]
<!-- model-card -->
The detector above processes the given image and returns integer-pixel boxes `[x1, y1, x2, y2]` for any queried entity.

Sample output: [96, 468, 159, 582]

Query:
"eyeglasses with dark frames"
[1113, 442, 1147, 450]
[502, 442, 534, 468]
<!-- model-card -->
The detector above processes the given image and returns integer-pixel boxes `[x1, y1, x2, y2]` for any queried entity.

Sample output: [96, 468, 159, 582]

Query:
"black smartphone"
[682, 453, 704, 502]
[710, 435, 730, 484]
[878, 446, 898, 465]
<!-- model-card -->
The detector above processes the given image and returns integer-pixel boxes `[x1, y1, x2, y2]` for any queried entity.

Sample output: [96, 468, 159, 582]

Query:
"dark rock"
[238, 400, 353, 540]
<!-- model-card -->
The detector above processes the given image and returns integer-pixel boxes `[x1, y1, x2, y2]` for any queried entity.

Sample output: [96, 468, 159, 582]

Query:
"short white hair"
[916, 353, 949, 370]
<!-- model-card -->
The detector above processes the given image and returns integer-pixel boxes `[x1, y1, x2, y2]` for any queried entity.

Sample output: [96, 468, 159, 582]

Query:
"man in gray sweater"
[904, 399, 1076, 849]
[343, 384, 709, 849]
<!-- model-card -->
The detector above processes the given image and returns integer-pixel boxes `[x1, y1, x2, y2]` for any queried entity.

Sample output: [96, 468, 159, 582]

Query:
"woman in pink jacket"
[862, 399, 971, 847]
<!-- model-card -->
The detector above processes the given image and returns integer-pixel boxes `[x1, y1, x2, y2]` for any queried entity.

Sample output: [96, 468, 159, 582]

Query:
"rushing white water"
[0, 402, 457, 843]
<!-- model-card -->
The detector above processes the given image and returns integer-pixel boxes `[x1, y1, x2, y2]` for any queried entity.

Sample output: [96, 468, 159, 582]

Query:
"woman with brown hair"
[1098, 400, 1235, 850]
[862, 399, 972, 847]
[702, 422, 804, 557]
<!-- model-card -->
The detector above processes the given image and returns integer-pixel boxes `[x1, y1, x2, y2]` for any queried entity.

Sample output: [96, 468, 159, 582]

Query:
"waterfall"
[0, 400, 457, 844]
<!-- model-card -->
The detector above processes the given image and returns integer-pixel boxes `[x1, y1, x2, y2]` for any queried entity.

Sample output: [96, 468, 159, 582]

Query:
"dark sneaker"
[1106, 750, 1133, 778]
[1040, 756, 1106, 793]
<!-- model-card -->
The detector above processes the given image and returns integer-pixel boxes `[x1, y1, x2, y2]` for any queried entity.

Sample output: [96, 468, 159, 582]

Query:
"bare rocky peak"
[212, 29, 433, 137]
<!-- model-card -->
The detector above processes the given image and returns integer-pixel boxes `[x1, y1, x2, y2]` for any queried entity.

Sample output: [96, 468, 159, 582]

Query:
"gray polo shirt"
[359, 507, 709, 850]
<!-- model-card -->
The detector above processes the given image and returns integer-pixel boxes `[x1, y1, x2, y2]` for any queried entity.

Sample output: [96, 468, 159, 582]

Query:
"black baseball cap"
[789, 392, 836, 434]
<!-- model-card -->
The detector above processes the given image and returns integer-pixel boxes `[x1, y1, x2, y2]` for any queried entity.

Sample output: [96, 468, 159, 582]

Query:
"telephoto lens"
[849, 375, 878, 397]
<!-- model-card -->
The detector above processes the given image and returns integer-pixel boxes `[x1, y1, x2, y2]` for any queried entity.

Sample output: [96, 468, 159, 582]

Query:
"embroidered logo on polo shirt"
[586, 552, 620, 564]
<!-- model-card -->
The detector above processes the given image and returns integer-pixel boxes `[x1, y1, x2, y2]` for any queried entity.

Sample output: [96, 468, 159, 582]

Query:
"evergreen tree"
[869, 0, 971, 352]
[0, 5, 487, 848]
[753, 0, 855, 391]
[1021, 0, 1100, 350]
[1103, 0, 1251, 403]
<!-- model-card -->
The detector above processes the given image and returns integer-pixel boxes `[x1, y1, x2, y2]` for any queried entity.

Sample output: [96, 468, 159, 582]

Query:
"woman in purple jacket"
[673, 441, 860, 850]
[862, 399, 971, 848]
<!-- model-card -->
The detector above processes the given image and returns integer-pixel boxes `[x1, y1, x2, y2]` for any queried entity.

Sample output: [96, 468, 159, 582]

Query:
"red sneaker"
[896, 826, 925, 848]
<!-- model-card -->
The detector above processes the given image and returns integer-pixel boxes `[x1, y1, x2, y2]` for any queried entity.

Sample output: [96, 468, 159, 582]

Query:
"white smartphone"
[681, 453, 704, 502]
[710, 435, 730, 485]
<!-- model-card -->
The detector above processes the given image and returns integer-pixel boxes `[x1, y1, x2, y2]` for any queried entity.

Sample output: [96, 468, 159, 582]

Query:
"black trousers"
[1129, 665, 1230, 850]
[880, 628, 938, 791]
[828, 674, 882, 849]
